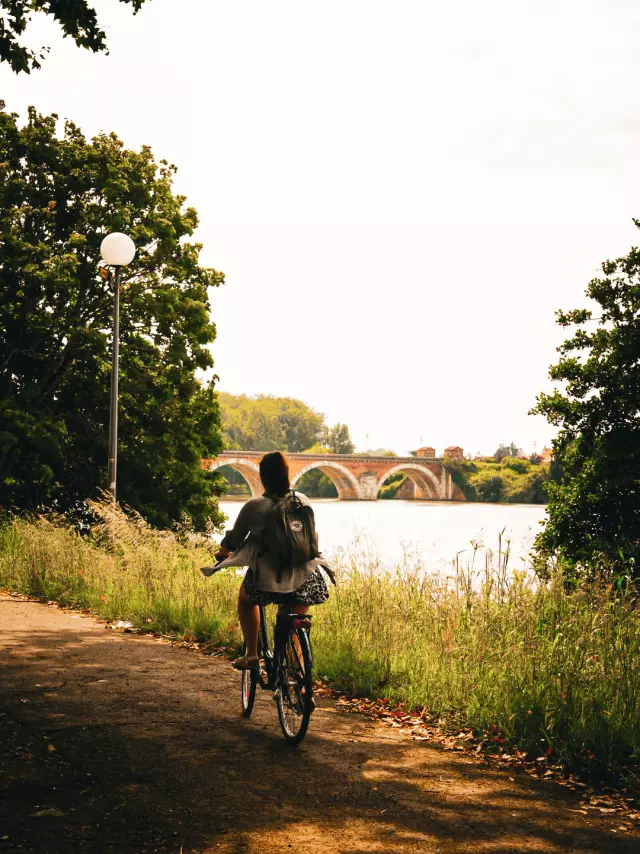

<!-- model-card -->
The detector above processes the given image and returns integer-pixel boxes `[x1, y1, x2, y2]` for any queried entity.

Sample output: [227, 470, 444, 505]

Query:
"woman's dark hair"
[259, 451, 290, 497]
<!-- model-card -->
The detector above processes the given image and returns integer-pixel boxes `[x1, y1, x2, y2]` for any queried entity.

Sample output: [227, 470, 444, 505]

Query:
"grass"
[1, 501, 638, 787]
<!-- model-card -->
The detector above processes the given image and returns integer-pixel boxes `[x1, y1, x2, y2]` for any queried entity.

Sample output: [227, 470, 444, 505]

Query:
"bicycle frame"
[239, 600, 315, 743]
[256, 605, 312, 691]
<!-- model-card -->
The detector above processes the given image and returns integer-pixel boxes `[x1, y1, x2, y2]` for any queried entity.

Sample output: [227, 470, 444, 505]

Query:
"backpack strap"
[282, 497, 294, 579]
[269, 493, 291, 585]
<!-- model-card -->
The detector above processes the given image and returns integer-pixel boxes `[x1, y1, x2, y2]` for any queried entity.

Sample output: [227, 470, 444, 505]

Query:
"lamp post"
[100, 232, 136, 501]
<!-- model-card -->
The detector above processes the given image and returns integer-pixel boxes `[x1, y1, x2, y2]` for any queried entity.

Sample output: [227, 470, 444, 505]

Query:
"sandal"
[232, 654, 260, 671]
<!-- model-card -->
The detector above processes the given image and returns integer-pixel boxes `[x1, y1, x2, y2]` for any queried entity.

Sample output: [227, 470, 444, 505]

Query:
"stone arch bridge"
[203, 451, 465, 501]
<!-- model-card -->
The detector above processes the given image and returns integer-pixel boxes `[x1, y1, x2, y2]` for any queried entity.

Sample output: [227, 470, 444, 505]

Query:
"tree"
[219, 393, 325, 452]
[0, 104, 225, 530]
[0, 0, 149, 74]
[532, 235, 640, 579]
[494, 442, 521, 462]
[324, 423, 355, 454]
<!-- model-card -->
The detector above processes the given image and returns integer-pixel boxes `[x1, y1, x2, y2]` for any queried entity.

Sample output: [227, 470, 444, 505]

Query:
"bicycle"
[241, 605, 314, 745]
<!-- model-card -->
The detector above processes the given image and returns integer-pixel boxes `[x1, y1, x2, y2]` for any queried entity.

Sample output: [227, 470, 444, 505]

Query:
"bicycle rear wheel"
[240, 643, 258, 718]
[276, 628, 313, 745]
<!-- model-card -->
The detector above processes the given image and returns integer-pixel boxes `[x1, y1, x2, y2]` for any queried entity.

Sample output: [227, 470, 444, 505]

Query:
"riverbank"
[444, 457, 550, 503]
[0, 501, 638, 790]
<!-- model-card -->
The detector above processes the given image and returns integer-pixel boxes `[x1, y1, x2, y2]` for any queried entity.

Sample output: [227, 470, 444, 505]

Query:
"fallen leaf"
[32, 808, 64, 818]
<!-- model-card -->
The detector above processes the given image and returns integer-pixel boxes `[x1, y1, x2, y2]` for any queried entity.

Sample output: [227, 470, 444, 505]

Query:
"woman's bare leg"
[238, 584, 260, 659]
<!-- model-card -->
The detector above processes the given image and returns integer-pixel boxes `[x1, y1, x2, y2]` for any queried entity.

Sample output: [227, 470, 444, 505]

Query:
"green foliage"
[219, 392, 355, 455]
[3, 507, 639, 786]
[444, 459, 478, 500]
[323, 423, 355, 454]
[532, 237, 640, 580]
[473, 469, 505, 502]
[445, 458, 549, 504]
[295, 469, 338, 498]
[219, 392, 325, 452]
[0, 104, 225, 531]
[216, 466, 249, 496]
[378, 471, 406, 499]
[0, 0, 149, 74]
[501, 456, 531, 474]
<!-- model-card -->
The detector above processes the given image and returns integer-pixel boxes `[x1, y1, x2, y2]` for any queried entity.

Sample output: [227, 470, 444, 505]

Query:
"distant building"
[444, 446, 464, 461]
[540, 446, 553, 464]
[415, 446, 436, 458]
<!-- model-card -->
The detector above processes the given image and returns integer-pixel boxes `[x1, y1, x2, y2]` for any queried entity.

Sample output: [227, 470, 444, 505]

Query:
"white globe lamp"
[100, 232, 136, 267]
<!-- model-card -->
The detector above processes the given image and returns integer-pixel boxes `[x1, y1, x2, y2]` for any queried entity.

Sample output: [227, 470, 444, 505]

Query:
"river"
[218, 499, 547, 574]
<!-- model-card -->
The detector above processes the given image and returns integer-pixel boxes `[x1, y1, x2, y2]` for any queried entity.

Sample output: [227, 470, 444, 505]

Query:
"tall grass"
[1, 502, 638, 783]
[313, 542, 640, 781]
[0, 501, 241, 641]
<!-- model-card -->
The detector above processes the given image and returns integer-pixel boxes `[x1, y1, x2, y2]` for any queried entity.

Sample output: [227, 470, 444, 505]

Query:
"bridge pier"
[358, 471, 378, 500]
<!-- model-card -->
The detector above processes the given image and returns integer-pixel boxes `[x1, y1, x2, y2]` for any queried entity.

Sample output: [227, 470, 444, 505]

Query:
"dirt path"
[1, 594, 638, 854]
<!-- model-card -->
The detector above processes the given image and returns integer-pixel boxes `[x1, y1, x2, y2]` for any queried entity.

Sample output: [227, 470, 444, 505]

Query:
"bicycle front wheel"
[276, 628, 313, 745]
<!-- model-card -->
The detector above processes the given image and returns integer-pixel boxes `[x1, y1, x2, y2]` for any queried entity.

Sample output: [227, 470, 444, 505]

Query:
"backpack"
[262, 491, 319, 581]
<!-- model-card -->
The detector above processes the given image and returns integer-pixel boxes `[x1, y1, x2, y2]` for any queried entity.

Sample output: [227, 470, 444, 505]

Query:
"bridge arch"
[208, 457, 263, 498]
[376, 463, 442, 500]
[291, 460, 360, 500]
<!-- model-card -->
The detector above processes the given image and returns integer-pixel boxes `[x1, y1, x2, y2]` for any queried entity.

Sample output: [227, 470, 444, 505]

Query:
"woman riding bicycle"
[206, 451, 335, 671]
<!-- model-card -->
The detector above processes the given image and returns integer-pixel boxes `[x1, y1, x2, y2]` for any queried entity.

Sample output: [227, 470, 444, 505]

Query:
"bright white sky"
[3, 0, 640, 456]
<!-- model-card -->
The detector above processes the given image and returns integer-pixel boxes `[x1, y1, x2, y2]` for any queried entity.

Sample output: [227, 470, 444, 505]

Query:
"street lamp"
[100, 232, 136, 501]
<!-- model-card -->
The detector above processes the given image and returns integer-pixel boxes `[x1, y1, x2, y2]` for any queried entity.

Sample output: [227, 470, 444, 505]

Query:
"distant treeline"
[219, 393, 354, 454]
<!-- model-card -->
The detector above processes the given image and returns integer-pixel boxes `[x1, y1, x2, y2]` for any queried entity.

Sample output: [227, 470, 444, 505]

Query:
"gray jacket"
[201, 492, 336, 594]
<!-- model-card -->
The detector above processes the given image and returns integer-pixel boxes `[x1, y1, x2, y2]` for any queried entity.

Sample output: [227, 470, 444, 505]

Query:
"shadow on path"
[0, 596, 637, 853]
